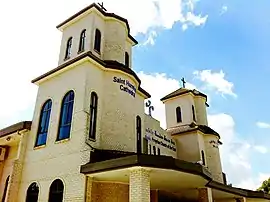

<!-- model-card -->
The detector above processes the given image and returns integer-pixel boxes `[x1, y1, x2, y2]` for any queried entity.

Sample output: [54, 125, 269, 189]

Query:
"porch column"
[129, 167, 150, 202]
[198, 188, 213, 202]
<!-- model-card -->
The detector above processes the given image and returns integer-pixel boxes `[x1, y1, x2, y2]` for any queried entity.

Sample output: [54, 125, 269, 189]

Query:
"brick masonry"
[129, 168, 150, 202]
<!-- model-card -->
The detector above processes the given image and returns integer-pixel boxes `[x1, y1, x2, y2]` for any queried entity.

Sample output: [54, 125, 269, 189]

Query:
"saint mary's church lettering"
[113, 76, 136, 98]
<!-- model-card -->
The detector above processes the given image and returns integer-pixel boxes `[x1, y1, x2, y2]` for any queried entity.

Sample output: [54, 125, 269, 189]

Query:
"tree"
[257, 178, 270, 193]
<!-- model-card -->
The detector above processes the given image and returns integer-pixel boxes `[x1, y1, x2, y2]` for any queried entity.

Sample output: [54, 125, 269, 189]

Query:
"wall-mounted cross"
[181, 77, 186, 88]
[98, 2, 107, 11]
[146, 100, 154, 117]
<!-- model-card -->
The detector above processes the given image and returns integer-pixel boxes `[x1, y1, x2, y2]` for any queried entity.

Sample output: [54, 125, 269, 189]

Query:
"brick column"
[129, 167, 150, 202]
[6, 133, 28, 202]
[198, 188, 213, 202]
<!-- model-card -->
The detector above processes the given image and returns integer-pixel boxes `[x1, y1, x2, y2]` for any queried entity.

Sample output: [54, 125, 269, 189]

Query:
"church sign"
[113, 77, 136, 98]
[145, 128, 176, 152]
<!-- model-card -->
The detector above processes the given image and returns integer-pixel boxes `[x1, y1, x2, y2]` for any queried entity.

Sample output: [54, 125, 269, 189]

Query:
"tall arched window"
[35, 100, 52, 147]
[94, 29, 101, 53]
[78, 29, 86, 52]
[89, 92, 98, 140]
[125, 52, 129, 67]
[65, 37, 73, 59]
[25, 182, 39, 202]
[57, 91, 74, 141]
[201, 150, 206, 165]
[176, 106, 182, 123]
[48, 179, 64, 202]
[192, 105, 196, 122]
[136, 116, 142, 154]
[1, 176, 10, 202]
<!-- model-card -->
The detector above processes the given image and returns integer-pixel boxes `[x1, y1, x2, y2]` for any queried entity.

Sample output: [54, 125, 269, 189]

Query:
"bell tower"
[56, 2, 137, 67]
[161, 81, 224, 183]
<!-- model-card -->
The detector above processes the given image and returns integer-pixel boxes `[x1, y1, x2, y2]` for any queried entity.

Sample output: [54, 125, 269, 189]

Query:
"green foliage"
[257, 178, 270, 193]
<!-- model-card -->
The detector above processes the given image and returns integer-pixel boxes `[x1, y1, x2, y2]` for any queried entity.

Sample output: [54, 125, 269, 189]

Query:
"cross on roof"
[98, 2, 107, 11]
[181, 77, 186, 88]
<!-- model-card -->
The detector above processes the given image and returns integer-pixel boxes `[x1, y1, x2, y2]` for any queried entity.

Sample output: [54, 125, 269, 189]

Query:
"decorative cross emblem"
[146, 100, 154, 117]
[98, 2, 107, 11]
[181, 77, 186, 88]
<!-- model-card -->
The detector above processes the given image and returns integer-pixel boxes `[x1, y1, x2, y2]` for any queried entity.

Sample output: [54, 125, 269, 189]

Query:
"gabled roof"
[0, 121, 32, 138]
[56, 3, 138, 45]
[161, 88, 207, 102]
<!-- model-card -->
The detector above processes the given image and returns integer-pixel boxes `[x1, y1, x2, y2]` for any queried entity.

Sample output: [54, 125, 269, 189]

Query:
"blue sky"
[0, 0, 270, 190]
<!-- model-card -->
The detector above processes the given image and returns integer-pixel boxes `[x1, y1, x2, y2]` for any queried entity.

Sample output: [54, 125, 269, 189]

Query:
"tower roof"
[160, 88, 207, 102]
[56, 3, 138, 45]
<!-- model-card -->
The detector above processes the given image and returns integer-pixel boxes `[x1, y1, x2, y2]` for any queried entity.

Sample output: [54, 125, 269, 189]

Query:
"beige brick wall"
[204, 135, 223, 183]
[144, 115, 177, 157]
[129, 168, 150, 202]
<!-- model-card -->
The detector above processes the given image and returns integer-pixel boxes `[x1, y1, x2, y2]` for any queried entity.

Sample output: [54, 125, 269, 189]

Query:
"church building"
[0, 3, 270, 202]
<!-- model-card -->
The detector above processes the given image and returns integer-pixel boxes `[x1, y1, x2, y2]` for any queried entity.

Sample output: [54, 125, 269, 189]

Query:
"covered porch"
[81, 153, 213, 202]
[81, 153, 270, 202]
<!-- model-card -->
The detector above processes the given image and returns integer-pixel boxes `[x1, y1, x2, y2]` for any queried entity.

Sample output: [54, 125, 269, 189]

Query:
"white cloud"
[96, 0, 208, 43]
[143, 31, 158, 46]
[220, 5, 228, 15]
[137, 72, 181, 128]
[193, 70, 237, 98]
[253, 145, 268, 154]
[256, 122, 270, 129]
[237, 173, 270, 190]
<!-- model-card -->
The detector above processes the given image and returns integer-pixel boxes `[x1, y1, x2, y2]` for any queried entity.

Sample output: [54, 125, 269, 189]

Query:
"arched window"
[57, 91, 74, 141]
[125, 52, 129, 67]
[35, 100, 52, 147]
[1, 176, 10, 202]
[136, 116, 142, 154]
[26, 182, 39, 202]
[94, 29, 101, 53]
[48, 179, 64, 202]
[192, 105, 196, 122]
[89, 92, 98, 140]
[78, 29, 86, 52]
[176, 106, 182, 123]
[65, 37, 73, 59]
[201, 150, 206, 165]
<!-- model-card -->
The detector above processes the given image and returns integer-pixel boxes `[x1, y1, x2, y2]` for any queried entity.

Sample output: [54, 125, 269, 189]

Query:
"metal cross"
[146, 100, 154, 117]
[181, 77, 186, 88]
[98, 2, 107, 11]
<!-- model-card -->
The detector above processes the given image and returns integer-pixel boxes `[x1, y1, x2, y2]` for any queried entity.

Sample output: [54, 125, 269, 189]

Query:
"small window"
[192, 105, 196, 122]
[176, 106, 182, 123]
[153, 146, 156, 155]
[48, 179, 64, 202]
[57, 91, 75, 141]
[78, 29, 86, 52]
[125, 52, 129, 67]
[35, 100, 52, 147]
[94, 29, 101, 53]
[157, 148, 161, 155]
[201, 150, 206, 165]
[1, 176, 10, 202]
[26, 182, 39, 202]
[65, 37, 72, 59]
[89, 92, 98, 140]
[149, 144, 152, 154]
